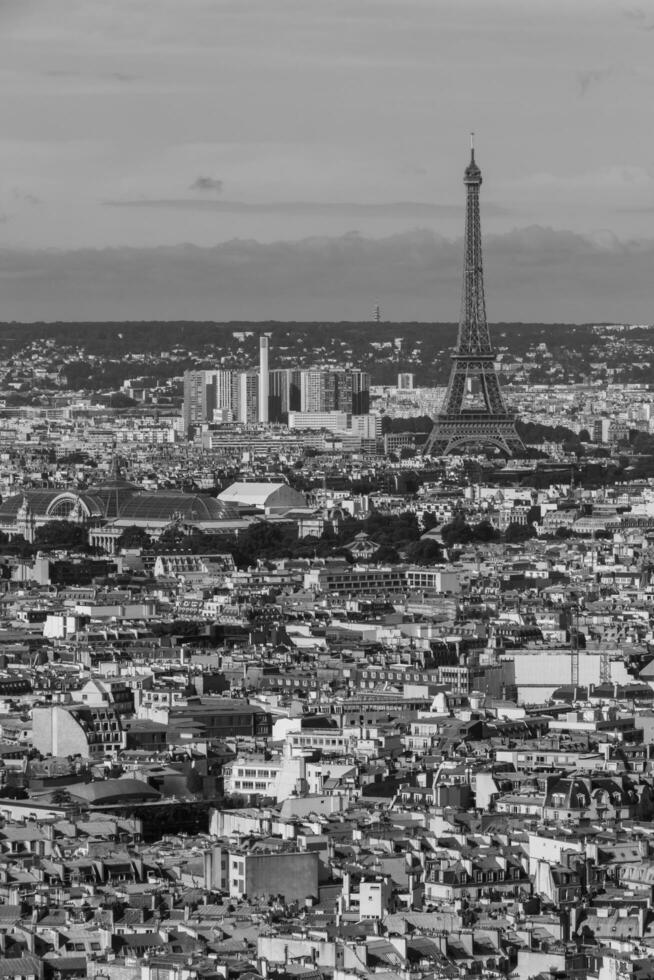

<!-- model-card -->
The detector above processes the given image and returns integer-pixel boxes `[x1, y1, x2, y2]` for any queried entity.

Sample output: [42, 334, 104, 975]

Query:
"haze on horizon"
[0, 0, 652, 323]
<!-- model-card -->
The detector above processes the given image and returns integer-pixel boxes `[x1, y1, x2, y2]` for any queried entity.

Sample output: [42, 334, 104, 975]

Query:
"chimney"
[259, 337, 269, 423]
[203, 850, 213, 891]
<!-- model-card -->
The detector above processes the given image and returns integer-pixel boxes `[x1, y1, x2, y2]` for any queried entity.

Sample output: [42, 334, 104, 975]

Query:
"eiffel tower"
[424, 137, 524, 457]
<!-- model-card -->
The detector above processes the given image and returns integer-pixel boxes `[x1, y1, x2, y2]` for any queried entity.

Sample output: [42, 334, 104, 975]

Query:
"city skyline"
[0, 0, 652, 321]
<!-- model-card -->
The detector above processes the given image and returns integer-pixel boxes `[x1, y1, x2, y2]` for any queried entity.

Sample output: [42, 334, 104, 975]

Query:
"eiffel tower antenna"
[424, 139, 524, 457]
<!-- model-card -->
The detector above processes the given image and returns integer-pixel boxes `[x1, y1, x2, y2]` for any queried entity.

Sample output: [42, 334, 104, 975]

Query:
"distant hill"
[3, 319, 643, 388]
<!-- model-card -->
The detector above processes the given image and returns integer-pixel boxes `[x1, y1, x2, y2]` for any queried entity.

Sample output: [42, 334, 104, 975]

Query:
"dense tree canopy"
[441, 517, 500, 547]
[117, 526, 153, 550]
[34, 521, 88, 551]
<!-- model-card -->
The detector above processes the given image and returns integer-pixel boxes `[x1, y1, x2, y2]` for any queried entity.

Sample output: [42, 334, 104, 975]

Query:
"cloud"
[621, 7, 654, 29]
[190, 176, 224, 192]
[576, 67, 613, 96]
[43, 69, 139, 82]
[104, 198, 508, 219]
[0, 226, 652, 324]
[511, 164, 654, 201]
[12, 189, 41, 205]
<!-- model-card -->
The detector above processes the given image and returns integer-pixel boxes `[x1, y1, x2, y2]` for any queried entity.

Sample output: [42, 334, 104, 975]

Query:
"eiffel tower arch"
[424, 138, 523, 457]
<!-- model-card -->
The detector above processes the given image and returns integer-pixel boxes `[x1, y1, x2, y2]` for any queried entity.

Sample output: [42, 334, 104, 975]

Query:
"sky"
[0, 0, 653, 323]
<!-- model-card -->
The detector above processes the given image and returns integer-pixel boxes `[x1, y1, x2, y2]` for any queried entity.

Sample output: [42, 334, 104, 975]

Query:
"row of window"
[430, 867, 522, 884]
[268, 677, 317, 688]
[290, 735, 345, 747]
[362, 670, 427, 682]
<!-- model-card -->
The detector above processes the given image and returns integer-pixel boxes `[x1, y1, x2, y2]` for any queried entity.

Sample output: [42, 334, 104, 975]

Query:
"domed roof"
[0, 485, 240, 528]
[87, 461, 142, 518]
[0, 490, 105, 520]
[118, 491, 239, 522]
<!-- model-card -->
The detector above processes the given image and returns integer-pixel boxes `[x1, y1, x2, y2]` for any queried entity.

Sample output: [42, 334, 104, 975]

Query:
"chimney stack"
[259, 336, 269, 423]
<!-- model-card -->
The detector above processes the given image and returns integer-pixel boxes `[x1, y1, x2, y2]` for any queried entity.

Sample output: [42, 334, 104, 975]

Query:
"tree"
[471, 520, 500, 543]
[0, 787, 28, 800]
[155, 524, 187, 552]
[563, 439, 585, 457]
[117, 526, 152, 550]
[504, 522, 537, 543]
[373, 545, 401, 563]
[406, 539, 444, 564]
[422, 511, 438, 533]
[50, 788, 72, 807]
[34, 522, 87, 551]
[441, 516, 473, 547]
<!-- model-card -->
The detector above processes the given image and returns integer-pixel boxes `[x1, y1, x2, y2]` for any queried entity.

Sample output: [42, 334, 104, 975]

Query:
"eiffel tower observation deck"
[424, 137, 524, 457]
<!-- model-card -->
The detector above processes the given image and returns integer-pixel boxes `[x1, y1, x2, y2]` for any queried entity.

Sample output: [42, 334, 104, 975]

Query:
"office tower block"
[300, 370, 324, 413]
[235, 370, 259, 424]
[211, 370, 235, 414]
[346, 369, 370, 414]
[288, 369, 302, 413]
[269, 368, 302, 423]
[208, 369, 235, 422]
[258, 336, 269, 423]
[183, 369, 215, 436]
[268, 369, 284, 423]
[183, 369, 238, 433]
[299, 368, 370, 415]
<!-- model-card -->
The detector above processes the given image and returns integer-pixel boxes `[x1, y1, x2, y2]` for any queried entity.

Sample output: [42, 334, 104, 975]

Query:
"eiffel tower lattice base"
[424, 412, 524, 457]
